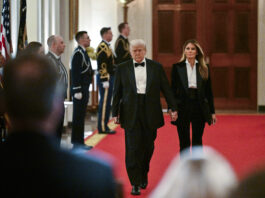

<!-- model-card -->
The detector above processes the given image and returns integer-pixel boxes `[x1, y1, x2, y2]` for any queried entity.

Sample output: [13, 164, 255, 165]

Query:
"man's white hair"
[130, 39, 146, 50]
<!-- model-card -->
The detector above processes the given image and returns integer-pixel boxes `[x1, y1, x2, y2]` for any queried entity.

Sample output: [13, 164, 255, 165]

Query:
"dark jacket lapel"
[196, 63, 203, 92]
[127, 60, 137, 93]
[177, 61, 189, 93]
[146, 59, 154, 93]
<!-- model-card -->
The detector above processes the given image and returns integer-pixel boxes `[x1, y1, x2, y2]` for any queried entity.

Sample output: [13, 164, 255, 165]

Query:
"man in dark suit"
[96, 27, 116, 134]
[46, 35, 68, 146]
[71, 31, 94, 149]
[115, 22, 132, 64]
[112, 39, 177, 195]
[0, 54, 116, 197]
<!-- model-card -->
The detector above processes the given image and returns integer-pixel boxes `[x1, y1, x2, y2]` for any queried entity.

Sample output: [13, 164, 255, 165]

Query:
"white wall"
[258, 0, 265, 108]
[79, 0, 119, 70]
[127, 0, 152, 59]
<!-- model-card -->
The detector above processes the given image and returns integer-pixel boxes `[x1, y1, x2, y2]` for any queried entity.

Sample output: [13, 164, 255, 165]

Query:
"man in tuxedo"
[115, 22, 132, 64]
[46, 35, 68, 146]
[96, 27, 116, 134]
[71, 31, 94, 149]
[0, 54, 116, 197]
[112, 39, 177, 195]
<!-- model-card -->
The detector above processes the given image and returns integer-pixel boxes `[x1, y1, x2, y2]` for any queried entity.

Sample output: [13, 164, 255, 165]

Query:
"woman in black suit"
[170, 39, 217, 153]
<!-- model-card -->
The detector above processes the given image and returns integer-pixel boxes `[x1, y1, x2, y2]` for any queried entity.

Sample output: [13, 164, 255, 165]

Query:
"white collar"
[121, 34, 127, 39]
[79, 45, 86, 52]
[103, 40, 110, 46]
[49, 51, 60, 59]
[185, 59, 198, 66]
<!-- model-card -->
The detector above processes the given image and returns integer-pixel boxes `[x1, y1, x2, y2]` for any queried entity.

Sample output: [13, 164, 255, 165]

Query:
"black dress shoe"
[131, 185, 140, 195]
[140, 174, 148, 189]
[140, 182, 148, 189]
[73, 144, 93, 150]
[98, 130, 116, 134]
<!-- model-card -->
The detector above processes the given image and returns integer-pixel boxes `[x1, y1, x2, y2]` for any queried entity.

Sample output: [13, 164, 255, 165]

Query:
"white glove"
[102, 81, 109, 88]
[74, 92, 82, 100]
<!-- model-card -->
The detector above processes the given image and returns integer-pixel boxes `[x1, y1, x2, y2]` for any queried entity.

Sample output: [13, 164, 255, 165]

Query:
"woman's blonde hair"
[180, 39, 208, 80]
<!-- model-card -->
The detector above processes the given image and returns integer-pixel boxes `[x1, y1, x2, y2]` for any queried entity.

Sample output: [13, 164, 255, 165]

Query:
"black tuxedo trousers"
[125, 94, 157, 186]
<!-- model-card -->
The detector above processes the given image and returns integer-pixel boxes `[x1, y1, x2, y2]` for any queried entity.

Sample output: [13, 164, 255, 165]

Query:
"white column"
[27, 0, 38, 42]
[10, 0, 20, 57]
[126, 0, 153, 59]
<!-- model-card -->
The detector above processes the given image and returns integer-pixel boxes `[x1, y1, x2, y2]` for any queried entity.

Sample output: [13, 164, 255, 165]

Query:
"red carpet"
[91, 115, 265, 198]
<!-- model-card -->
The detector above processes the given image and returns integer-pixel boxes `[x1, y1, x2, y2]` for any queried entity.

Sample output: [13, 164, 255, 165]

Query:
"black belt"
[137, 94, 146, 105]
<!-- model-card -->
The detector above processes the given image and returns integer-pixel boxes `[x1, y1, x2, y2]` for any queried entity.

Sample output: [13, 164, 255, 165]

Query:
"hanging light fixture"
[119, 0, 135, 22]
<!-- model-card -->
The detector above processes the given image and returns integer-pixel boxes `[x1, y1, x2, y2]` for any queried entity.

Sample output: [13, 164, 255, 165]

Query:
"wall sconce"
[120, 0, 135, 23]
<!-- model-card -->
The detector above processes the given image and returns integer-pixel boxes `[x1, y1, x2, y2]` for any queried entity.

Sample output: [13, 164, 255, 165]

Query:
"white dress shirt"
[49, 50, 60, 59]
[133, 58, 147, 94]
[186, 59, 198, 88]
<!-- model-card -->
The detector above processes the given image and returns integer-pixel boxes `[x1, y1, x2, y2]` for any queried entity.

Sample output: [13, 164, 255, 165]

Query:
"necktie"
[135, 62, 145, 67]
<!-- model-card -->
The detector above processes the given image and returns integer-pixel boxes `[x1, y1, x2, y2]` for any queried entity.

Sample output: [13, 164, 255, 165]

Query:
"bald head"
[47, 35, 65, 56]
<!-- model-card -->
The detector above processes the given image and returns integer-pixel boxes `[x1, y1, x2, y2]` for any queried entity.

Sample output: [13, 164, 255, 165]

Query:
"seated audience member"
[150, 146, 237, 198]
[230, 168, 265, 198]
[0, 54, 117, 197]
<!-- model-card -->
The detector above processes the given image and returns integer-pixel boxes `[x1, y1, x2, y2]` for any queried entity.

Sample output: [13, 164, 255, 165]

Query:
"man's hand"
[74, 92, 82, 100]
[113, 116, 120, 124]
[103, 81, 109, 89]
[212, 114, 217, 125]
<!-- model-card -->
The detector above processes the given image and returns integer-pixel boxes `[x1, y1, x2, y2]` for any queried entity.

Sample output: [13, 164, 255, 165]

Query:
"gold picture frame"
[69, 0, 79, 40]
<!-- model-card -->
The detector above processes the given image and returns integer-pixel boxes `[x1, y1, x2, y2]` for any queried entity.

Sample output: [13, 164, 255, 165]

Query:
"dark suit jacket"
[0, 131, 116, 197]
[46, 52, 68, 98]
[112, 59, 177, 130]
[171, 61, 215, 125]
[71, 46, 93, 96]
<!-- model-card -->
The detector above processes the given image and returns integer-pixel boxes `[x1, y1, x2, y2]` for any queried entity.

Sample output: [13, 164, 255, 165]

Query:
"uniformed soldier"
[71, 31, 94, 149]
[96, 27, 116, 134]
[115, 22, 132, 64]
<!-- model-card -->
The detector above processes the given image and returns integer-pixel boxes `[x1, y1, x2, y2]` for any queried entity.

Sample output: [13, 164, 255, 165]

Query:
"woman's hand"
[168, 109, 178, 121]
[212, 114, 217, 125]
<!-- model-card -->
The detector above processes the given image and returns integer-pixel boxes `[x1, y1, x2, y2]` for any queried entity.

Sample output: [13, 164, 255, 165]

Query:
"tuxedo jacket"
[46, 52, 68, 98]
[171, 61, 215, 125]
[0, 131, 116, 197]
[112, 59, 177, 130]
[71, 46, 93, 95]
[114, 35, 131, 64]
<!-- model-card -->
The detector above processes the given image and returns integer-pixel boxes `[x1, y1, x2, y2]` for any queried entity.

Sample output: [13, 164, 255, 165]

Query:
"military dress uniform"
[46, 51, 68, 146]
[115, 35, 131, 64]
[71, 45, 93, 146]
[96, 40, 115, 133]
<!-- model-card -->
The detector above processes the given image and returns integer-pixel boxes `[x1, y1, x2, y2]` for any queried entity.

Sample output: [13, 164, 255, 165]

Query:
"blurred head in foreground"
[230, 168, 265, 198]
[150, 146, 237, 198]
[3, 54, 63, 134]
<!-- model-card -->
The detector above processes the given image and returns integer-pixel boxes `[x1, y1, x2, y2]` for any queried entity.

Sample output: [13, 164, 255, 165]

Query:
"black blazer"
[112, 59, 177, 130]
[171, 61, 215, 125]
[0, 131, 116, 197]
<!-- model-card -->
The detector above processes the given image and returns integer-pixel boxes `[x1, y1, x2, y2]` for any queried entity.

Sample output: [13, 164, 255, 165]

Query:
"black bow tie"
[135, 62, 145, 67]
